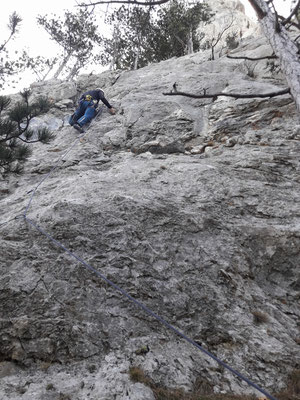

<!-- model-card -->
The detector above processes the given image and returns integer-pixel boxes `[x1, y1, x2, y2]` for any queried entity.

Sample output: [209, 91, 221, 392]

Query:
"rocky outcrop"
[0, 32, 299, 400]
[198, 0, 258, 57]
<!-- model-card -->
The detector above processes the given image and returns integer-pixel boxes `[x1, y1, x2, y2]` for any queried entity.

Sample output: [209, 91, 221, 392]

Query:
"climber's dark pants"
[69, 100, 97, 127]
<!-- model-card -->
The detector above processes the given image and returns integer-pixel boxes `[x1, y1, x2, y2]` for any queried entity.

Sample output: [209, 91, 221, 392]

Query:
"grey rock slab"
[1, 30, 300, 400]
[0, 361, 20, 378]
[29, 115, 64, 132]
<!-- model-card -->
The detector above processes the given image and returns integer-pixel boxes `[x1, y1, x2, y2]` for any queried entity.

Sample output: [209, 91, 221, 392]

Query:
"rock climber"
[69, 88, 116, 133]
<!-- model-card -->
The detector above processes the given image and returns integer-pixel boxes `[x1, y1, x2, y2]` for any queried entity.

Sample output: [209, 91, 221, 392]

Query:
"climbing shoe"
[73, 123, 84, 133]
[69, 113, 76, 126]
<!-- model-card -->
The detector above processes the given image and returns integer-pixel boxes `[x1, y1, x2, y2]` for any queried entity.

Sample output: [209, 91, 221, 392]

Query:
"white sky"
[0, 0, 110, 93]
[1, 1, 74, 65]
[242, 0, 291, 20]
[0, 0, 293, 94]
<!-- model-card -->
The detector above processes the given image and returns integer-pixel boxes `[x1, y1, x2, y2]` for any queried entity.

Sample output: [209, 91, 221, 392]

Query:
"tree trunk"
[134, 46, 140, 70]
[110, 25, 119, 70]
[134, 36, 141, 70]
[211, 41, 215, 60]
[187, 28, 194, 54]
[174, 34, 187, 53]
[66, 61, 81, 80]
[53, 53, 71, 79]
[248, 0, 300, 114]
[110, 41, 117, 70]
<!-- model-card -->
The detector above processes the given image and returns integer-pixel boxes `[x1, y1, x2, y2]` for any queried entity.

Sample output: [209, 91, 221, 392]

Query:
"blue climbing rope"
[11, 106, 279, 400]
[22, 213, 279, 400]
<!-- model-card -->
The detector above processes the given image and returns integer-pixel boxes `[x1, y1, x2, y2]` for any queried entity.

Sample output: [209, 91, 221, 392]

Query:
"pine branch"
[0, 12, 22, 53]
[162, 87, 290, 100]
[0, 135, 17, 144]
[17, 137, 43, 144]
[0, 32, 14, 53]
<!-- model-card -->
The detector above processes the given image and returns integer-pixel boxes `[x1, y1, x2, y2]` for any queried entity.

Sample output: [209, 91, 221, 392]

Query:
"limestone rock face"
[30, 79, 78, 103]
[0, 33, 300, 400]
[198, 0, 258, 57]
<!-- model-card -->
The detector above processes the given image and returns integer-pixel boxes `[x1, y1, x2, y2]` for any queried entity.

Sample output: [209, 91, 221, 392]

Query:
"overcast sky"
[0, 0, 293, 94]
[0, 0, 109, 93]
[1, 0, 79, 57]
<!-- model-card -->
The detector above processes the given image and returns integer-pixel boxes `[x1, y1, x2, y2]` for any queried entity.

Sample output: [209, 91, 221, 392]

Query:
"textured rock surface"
[0, 31, 300, 400]
[198, 0, 258, 56]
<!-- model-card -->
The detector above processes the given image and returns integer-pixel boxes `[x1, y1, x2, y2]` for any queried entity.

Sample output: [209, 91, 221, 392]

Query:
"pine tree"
[0, 12, 55, 90]
[0, 12, 23, 90]
[37, 8, 102, 80]
[103, 1, 213, 70]
[153, 0, 214, 61]
[103, 6, 155, 70]
[0, 90, 53, 174]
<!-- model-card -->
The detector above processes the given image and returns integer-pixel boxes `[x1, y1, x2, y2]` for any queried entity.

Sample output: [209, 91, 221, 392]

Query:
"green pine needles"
[103, 0, 214, 70]
[0, 90, 54, 174]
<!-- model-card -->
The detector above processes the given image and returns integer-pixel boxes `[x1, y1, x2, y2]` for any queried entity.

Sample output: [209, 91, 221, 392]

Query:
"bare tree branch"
[163, 87, 290, 100]
[209, 13, 235, 60]
[282, 0, 300, 26]
[266, 0, 300, 30]
[295, 34, 300, 42]
[278, 15, 300, 30]
[77, 0, 170, 6]
[227, 54, 277, 61]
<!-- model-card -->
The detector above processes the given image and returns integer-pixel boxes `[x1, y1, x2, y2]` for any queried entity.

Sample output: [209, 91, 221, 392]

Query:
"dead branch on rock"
[77, 0, 170, 6]
[162, 87, 290, 100]
[227, 54, 277, 61]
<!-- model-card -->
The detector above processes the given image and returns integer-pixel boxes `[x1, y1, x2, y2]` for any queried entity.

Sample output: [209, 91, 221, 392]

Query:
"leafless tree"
[78, 0, 300, 113]
[206, 13, 235, 60]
